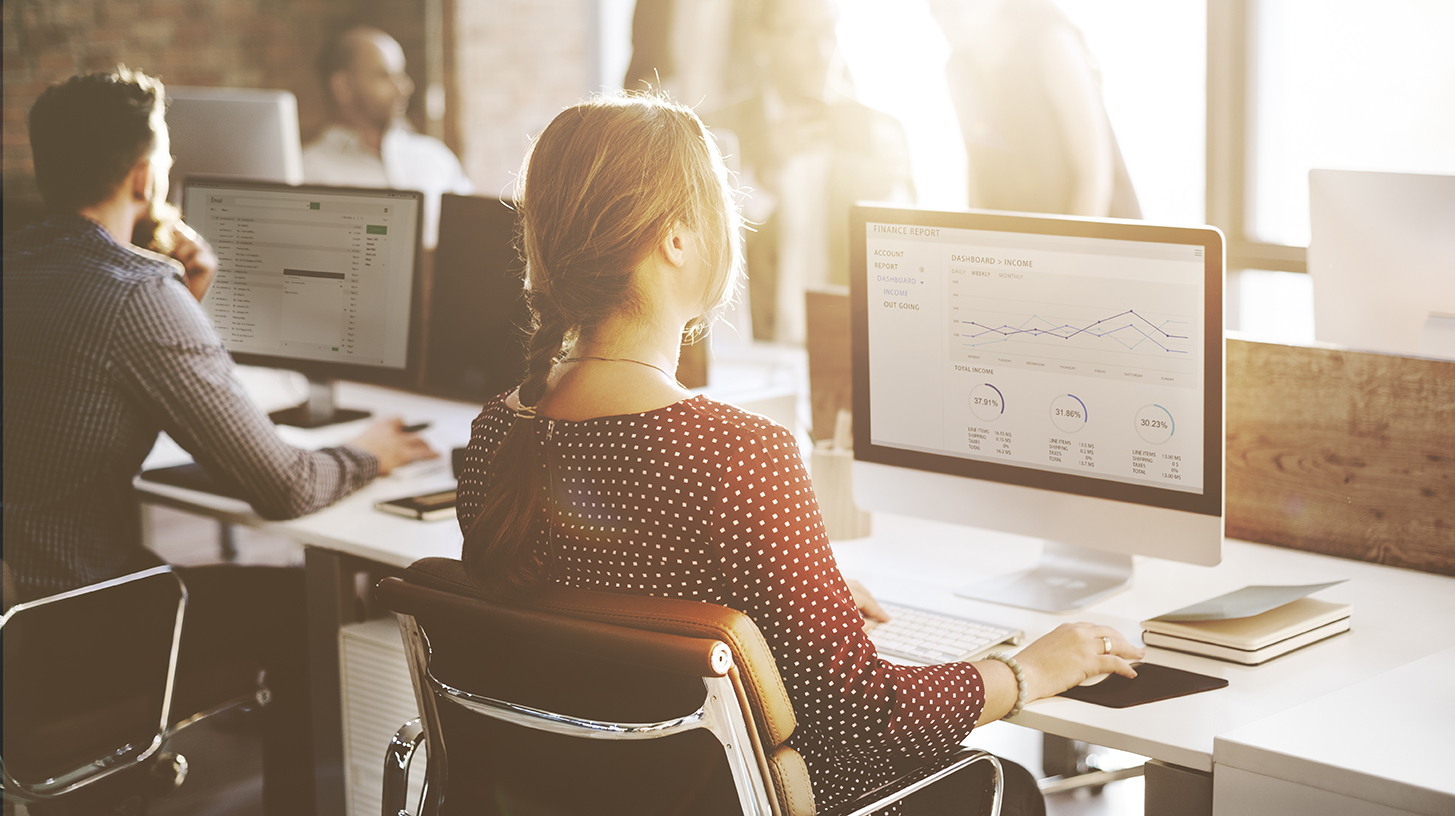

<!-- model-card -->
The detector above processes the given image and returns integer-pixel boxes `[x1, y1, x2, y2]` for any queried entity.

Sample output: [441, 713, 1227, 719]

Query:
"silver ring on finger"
[1101, 636, 1112, 655]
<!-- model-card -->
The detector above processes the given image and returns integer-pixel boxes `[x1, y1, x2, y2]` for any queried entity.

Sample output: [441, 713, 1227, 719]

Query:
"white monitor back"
[165, 86, 303, 204]
[1309, 169, 1455, 359]
[854, 461, 1223, 565]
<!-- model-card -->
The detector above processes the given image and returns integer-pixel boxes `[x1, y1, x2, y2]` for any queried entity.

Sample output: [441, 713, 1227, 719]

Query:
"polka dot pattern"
[457, 393, 987, 812]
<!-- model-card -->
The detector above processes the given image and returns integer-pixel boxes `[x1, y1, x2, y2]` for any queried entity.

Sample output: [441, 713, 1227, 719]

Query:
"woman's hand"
[1013, 622, 1144, 701]
[844, 578, 891, 624]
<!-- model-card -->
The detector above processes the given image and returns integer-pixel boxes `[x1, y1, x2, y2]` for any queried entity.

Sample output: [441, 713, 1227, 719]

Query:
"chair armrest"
[818, 748, 1004, 816]
[382, 718, 426, 816]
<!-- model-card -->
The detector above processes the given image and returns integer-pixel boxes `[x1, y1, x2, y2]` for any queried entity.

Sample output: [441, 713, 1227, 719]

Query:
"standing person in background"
[704, 0, 915, 344]
[4, 68, 436, 814]
[303, 25, 473, 248]
[929, 0, 1141, 219]
[623, 0, 759, 109]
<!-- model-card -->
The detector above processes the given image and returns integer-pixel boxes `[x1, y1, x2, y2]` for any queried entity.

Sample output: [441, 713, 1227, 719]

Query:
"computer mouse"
[1078, 672, 1112, 687]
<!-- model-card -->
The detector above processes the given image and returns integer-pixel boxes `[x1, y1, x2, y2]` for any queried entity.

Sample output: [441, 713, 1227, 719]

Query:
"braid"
[518, 304, 567, 407]
[462, 304, 571, 595]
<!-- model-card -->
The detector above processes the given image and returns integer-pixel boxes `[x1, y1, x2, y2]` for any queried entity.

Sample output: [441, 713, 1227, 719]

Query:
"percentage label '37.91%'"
[970, 383, 1005, 422]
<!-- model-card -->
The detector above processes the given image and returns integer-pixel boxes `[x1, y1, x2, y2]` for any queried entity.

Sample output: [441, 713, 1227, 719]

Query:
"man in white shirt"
[303, 25, 473, 247]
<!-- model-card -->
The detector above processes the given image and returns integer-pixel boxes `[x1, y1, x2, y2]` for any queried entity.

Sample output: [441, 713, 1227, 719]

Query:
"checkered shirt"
[3, 215, 377, 600]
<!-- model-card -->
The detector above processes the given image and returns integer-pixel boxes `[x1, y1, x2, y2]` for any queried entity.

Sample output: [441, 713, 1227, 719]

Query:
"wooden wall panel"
[1225, 338, 1455, 575]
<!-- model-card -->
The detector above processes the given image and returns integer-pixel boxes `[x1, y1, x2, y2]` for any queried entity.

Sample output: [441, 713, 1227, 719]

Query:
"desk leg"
[307, 547, 351, 816]
[1145, 759, 1212, 816]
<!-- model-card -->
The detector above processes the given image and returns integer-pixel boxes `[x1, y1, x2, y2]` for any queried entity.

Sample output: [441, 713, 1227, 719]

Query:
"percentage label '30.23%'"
[1135, 404, 1175, 444]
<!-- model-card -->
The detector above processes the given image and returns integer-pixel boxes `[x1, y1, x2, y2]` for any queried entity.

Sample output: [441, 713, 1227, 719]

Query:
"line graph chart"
[945, 263, 1202, 381]
[961, 309, 1191, 355]
[950, 295, 1199, 376]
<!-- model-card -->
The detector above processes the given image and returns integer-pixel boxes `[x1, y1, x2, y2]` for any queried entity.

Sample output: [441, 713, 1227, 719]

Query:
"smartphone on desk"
[374, 489, 458, 521]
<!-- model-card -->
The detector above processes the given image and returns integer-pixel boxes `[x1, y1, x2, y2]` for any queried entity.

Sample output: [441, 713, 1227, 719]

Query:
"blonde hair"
[465, 93, 742, 595]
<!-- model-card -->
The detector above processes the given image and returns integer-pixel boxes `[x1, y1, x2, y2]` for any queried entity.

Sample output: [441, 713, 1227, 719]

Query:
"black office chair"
[376, 557, 1003, 816]
[1, 566, 267, 814]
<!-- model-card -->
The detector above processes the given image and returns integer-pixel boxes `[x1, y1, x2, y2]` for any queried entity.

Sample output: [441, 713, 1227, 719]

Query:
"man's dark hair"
[28, 67, 166, 212]
[316, 24, 373, 89]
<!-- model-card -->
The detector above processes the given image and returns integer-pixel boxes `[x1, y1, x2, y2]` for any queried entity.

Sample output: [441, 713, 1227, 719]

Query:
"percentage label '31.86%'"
[1135, 404, 1175, 444]
[1050, 394, 1088, 433]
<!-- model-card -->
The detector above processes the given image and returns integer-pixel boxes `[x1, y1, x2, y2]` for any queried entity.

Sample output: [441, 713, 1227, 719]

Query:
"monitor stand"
[269, 375, 372, 429]
[954, 541, 1132, 613]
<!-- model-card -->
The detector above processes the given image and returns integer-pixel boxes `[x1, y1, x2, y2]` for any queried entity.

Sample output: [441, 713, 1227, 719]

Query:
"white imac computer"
[182, 179, 424, 427]
[1308, 169, 1455, 360]
[166, 87, 304, 205]
[850, 205, 1224, 612]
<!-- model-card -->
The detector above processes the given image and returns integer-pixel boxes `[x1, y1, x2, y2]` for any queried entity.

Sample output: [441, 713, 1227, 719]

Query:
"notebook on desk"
[1142, 596, 1352, 665]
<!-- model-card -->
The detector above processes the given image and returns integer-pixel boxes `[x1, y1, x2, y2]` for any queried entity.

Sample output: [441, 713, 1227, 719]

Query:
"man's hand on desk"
[351, 418, 439, 475]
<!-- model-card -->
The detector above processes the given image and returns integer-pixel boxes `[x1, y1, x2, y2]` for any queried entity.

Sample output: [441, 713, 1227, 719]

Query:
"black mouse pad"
[1057, 663, 1227, 708]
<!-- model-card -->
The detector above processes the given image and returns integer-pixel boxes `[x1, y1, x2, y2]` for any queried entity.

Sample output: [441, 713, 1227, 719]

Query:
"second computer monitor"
[166, 87, 304, 205]
[421, 193, 530, 403]
[183, 179, 424, 425]
[850, 205, 1224, 611]
[1309, 169, 1455, 359]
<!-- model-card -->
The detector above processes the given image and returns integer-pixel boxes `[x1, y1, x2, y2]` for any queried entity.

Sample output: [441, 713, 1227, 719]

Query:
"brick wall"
[3, 0, 601, 207]
[453, 0, 599, 199]
[1, 0, 432, 203]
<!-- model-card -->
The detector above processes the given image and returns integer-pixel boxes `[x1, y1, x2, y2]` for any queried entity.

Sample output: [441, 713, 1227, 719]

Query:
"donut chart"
[970, 383, 1005, 422]
[1135, 404, 1175, 444]
[1050, 394, 1088, 433]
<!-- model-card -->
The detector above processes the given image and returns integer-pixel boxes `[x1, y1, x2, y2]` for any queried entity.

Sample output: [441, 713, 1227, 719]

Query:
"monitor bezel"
[849, 204, 1224, 518]
[419, 193, 531, 403]
[182, 177, 426, 390]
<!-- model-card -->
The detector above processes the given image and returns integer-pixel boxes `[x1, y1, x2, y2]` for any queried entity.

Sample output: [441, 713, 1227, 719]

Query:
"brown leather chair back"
[376, 557, 813, 816]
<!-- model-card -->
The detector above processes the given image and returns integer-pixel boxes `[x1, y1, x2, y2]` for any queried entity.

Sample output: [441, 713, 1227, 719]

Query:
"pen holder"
[811, 441, 872, 541]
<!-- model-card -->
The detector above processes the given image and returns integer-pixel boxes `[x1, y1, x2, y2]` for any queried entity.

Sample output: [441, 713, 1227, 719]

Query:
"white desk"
[134, 370, 1455, 816]
[829, 519, 1455, 778]
[1212, 646, 1455, 816]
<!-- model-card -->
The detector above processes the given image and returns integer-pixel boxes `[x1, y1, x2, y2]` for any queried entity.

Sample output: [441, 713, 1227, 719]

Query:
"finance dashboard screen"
[184, 182, 420, 370]
[862, 214, 1212, 499]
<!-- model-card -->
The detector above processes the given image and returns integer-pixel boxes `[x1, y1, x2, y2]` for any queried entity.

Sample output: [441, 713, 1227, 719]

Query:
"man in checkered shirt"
[2, 68, 435, 813]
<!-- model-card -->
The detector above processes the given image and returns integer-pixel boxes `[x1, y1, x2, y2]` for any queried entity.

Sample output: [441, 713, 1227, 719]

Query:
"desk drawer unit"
[340, 618, 427, 816]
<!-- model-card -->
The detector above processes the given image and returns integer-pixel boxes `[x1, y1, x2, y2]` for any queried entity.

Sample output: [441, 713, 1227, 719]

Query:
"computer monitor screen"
[166, 87, 304, 205]
[421, 194, 530, 402]
[850, 205, 1223, 611]
[1309, 169, 1455, 360]
[182, 179, 424, 426]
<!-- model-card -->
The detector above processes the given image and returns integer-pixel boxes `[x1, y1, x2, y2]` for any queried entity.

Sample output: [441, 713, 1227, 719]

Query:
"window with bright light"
[1251, 0, 1455, 247]
[835, 0, 964, 209]
[836, 0, 1206, 224]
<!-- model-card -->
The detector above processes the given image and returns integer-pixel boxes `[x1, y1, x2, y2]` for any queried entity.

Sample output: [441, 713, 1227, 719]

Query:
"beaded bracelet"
[984, 652, 1029, 717]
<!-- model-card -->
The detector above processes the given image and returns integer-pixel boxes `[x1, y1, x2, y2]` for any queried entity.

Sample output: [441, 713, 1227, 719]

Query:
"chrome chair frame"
[382, 606, 1003, 816]
[0, 566, 185, 803]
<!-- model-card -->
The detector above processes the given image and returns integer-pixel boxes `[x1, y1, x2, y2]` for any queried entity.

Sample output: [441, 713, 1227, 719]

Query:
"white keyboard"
[866, 603, 1024, 665]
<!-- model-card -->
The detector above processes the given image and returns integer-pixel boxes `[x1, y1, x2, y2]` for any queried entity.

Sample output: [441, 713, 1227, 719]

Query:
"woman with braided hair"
[455, 93, 1137, 815]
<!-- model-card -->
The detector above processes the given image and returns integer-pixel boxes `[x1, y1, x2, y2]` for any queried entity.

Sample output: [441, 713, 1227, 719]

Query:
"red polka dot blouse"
[457, 393, 987, 811]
